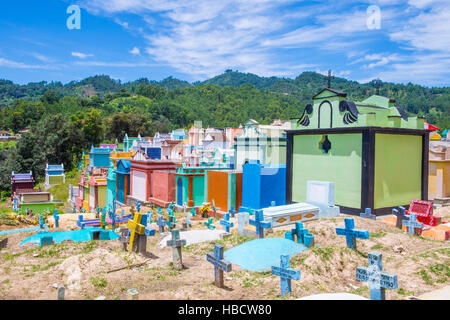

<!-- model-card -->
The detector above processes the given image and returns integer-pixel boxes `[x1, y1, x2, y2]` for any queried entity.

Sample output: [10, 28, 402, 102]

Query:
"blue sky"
[0, 0, 449, 87]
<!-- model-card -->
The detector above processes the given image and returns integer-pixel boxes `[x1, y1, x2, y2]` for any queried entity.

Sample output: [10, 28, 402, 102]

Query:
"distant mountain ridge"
[0, 71, 449, 129]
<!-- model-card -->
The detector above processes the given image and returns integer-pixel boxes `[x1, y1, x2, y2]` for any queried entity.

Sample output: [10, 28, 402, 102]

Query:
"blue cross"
[220, 213, 234, 233]
[360, 208, 376, 220]
[229, 207, 236, 218]
[13, 198, 17, 211]
[392, 206, 408, 229]
[271, 255, 301, 297]
[53, 209, 59, 228]
[190, 207, 196, 216]
[121, 209, 125, 217]
[109, 209, 116, 229]
[158, 208, 163, 215]
[166, 215, 176, 230]
[157, 216, 166, 233]
[204, 218, 216, 229]
[73, 206, 76, 213]
[402, 212, 423, 235]
[168, 201, 174, 211]
[291, 222, 308, 244]
[136, 201, 141, 213]
[206, 245, 232, 288]
[39, 216, 44, 229]
[335, 218, 369, 250]
[356, 252, 398, 300]
[249, 210, 271, 238]
[147, 211, 153, 223]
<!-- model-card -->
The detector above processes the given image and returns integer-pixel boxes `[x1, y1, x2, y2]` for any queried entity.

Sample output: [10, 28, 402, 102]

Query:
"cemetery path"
[0, 206, 448, 300]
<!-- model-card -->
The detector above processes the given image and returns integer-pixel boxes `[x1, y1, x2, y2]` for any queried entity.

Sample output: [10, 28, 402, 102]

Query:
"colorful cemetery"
[240, 160, 286, 211]
[175, 165, 230, 209]
[115, 159, 131, 206]
[234, 119, 286, 171]
[149, 170, 176, 207]
[13, 189, 62, 215]
[109, 149, 135, 169]
[428, 140, 450, 201]
[128, 150, 179, 205]
[205, 169, 242, 215]
[105, 162, 116, 212]
[123, 133, 143, 152]
[89, 145, 114, 170]
[287, 88, 429, 216]
[11, 171, 34, 194]
[87, 174, 107, 211]
[44, 164, 65, 187]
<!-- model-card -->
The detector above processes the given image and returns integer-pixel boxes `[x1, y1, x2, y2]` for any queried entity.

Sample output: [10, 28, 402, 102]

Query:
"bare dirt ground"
[0, 206, 448, 300]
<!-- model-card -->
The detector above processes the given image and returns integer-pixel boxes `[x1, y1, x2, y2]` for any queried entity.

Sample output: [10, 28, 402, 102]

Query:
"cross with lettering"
[147, 210, 153, 224]
[220, 212, 234, 233]
[335, 218, 369, 250]
[326, 69, 334, 88]
[126, 212, 146, 252]
[166, 229, 186, 269]
[157, 215, 166, 233]
[356, 252, 398, 300]
[53, 209, 60, 228]
[204, 217, 216, 229]
[291, 222, 308, 244]
[392, 206, 408, 229]
[360, 208, 376, 220]
[271, 254, 301, 297]
[206, 244, 232, 288]
[166, 215, 176, 230]
[402, 212, 423, 236]
[249, 210, 271, 239]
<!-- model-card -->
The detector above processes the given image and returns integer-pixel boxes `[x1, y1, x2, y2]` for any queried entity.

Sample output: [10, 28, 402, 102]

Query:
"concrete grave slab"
[159, 229, 227, 248]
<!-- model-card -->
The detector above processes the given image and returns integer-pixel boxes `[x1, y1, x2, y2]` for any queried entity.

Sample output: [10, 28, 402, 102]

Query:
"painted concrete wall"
[292, 133, 362, 208]
[152, 171, 176, 202]
[98, 185, 107, 209]
[242, 162, 286, 210]
[429, 161, 450, 199]
[374, 133, 422, 208]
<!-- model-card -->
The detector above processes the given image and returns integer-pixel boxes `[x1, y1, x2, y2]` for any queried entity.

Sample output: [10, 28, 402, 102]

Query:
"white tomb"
[262, 180, 339, 228]
[306, 180, 340, 218]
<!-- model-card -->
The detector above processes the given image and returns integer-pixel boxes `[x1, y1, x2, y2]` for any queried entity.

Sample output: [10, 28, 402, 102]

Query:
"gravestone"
[119, 228, 130, 250]
[360, 208, 376, 220]
[335, 218, 369, 250]
[220, 212, 234, 233]
[229, 207, 236, 218]
[0, 238, 8, 250]
[306, 180, 340, 218]
[57, 286, 65, 300]
[402, 212, 424, 236]
[237, 212, 251, 237]
[166, 229, 187, 269]
[211, 200, 219, 218]
[392, 206, 408, 229]
[166, 215, 176, 231]
[285, 231, 294, 241]
[206, 244, 232, 288]
[190, 207, 196, 216]
[271, 254, 301, 297]
[356, 252, 398, 300]
[157, 215, 166, 233]
[204, 218, 215, 229]
[304, 234, 314, 247]
[39, 216, 44, 229]
[249, 210, 271, 239]
[53, 209, 59, 228]
[100, 209, 107, 230]
[291, 222, 308, 244]
[408, 200, 441, 226]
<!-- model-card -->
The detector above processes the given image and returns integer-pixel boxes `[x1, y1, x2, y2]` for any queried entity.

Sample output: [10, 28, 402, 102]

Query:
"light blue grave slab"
[20, 227, 119, 246]
[224, 238, 307, 272]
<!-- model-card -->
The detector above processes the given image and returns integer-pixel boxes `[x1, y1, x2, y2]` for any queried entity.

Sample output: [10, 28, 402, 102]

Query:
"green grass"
[311, 246, 335, 261]
[418, 269, 434, 285]
[370, 230, 387, 238]
[91, 277, 107, 288]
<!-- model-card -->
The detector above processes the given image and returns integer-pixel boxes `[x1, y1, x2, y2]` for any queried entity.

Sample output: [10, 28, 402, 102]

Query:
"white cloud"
[73, 60, 159, 67]
[71, 52, 94, 59]
[0, 57, 57, 70]
[130, 47, 141, 55]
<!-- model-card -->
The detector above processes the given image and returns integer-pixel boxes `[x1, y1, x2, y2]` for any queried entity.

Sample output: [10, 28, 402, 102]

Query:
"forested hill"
[0, 71, 449, 130]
